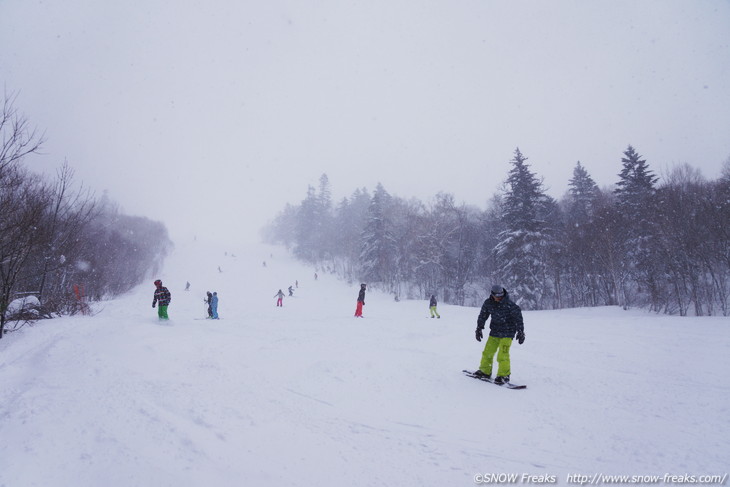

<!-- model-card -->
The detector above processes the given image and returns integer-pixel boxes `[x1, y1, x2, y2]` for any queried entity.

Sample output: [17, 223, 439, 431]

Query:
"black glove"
[152, 302, 156, 308]
[475, 328, 483, 342]
[516, 331, 525, 344]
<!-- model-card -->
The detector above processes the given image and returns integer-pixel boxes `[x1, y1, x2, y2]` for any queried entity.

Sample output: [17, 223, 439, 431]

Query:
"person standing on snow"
[152, 279, 172, 320]
[429, 294, 441, 319]
[211, 292, 219, 319]
[275, 289, 285, 307]
[288, 285, 294, 297]
[473, 285, 525, 384]
[205, 291, 213, 318]
[354, 283, 366, 318]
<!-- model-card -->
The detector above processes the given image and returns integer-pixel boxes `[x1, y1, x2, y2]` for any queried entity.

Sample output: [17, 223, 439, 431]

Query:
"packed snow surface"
[1, 240, 728, 487]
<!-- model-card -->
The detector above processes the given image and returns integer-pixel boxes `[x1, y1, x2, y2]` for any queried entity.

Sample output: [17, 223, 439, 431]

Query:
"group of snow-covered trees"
[1, 94, 172, 338]
[265, 148, 730, 316]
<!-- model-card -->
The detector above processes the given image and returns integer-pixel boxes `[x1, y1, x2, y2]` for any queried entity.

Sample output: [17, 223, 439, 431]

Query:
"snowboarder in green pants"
[473, 285, 525, 384]
[429, 295, 441, 318]
[152, 279, 171, 320]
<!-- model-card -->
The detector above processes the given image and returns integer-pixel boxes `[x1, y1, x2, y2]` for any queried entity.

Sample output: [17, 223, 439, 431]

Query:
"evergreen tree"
[316, 173, 335, 261]
[293, 185, 319, 262]
[263, 203, 299, 248]
[561, 162, 601, 307]
[292, 175, 335, 263]
[332, 188, 370, 280]
[613, 145, 660, 308]
[494, 148, 553, 309]
[359, 183, 396, 286]
[615, 146, 658, 215]
[317, 173, 332, 210]
[567, 161, 599, 223]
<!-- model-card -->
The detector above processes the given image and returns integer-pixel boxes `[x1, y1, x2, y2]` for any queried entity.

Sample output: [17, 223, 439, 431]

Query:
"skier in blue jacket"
[211, 292, 219, 319]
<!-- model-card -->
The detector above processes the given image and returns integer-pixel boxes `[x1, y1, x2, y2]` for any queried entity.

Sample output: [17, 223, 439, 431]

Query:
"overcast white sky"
[1, 0, 729, 244]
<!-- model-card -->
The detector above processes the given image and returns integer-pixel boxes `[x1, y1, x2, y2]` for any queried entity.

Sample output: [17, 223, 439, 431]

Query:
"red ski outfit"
[354, 284, 366, 317]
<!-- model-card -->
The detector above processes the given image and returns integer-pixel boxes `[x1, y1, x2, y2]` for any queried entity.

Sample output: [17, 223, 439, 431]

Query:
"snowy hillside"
[1, 238, 728, 487]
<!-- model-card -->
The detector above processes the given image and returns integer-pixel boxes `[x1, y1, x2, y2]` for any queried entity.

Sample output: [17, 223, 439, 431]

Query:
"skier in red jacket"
[354, 283, 366, 317]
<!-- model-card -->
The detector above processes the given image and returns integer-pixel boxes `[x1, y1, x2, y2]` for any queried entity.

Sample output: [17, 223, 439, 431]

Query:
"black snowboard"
[463, 370, 527, 389]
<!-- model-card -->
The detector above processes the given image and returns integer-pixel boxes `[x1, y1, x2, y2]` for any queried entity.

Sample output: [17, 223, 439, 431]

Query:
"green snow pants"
[479, 336, 513, 377]
[157, 305, 169, 320]
[429, 306, 440, 318]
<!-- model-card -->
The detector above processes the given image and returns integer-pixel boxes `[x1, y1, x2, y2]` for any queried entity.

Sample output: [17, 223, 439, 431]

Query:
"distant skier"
[205, 291, 213, 318]
[275, 289, 285, 307]
[185, 281, 190, 291]
[211, 292, 219, 319]
[473, 285, 525, 384]
[288, 285, 294, 297]
[429, 295, 441, 319]
[354, 283, 366, 318]
[152, 279, 171, 320]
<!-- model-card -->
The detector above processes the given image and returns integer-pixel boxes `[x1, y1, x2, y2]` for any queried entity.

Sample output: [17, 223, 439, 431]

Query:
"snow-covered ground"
[1, 239, 728, 487]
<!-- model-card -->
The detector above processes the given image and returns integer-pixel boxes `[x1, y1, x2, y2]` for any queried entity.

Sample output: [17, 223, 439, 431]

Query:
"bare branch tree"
[0, 170, 50, 337]
[0, 91, 45, 174]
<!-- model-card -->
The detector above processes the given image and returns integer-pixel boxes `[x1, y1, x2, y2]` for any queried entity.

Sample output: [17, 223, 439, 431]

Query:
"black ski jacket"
[476, 290, 524, 339]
